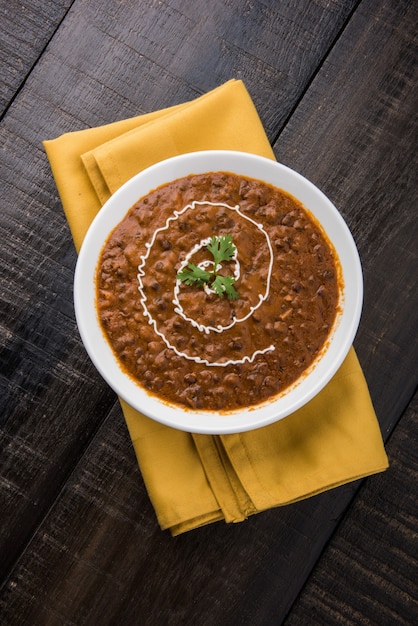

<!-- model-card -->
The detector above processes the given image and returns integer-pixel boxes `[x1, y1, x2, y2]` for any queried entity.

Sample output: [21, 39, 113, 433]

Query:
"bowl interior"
[74, 150, 363, 434]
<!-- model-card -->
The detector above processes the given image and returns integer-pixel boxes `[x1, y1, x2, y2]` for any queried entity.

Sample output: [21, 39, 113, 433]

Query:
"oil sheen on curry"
[96, 172, 341, 411]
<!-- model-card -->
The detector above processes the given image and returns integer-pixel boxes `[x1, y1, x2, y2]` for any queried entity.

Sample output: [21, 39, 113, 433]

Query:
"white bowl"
[74, 150, 363, 434]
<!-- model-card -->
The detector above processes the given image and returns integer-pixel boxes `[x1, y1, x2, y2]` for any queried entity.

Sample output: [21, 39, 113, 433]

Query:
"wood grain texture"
[0, 0, 416, 624]
[0, 88, 117, 579]
[274, 0, 418, 432]
[0, 402, 363, 626]
[285, 391, 418, 626]
[0, 0, 74, 115]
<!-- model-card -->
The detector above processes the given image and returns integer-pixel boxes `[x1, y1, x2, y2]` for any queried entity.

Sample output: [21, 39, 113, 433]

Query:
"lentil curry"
[96, 172, 340, 411]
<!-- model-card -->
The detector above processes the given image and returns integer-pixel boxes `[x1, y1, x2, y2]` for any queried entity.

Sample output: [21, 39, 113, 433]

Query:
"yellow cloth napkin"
[44, 79, 388, 534]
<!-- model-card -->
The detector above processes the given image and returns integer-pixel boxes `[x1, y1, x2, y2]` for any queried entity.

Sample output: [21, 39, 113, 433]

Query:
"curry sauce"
[96, 172, 340, 411]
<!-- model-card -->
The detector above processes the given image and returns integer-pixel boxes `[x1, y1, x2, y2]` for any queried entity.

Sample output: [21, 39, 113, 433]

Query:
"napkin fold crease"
[44, 79, 388, 535]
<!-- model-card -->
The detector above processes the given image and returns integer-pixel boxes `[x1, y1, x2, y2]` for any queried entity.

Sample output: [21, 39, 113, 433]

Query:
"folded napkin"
[44, 79, 388, 534]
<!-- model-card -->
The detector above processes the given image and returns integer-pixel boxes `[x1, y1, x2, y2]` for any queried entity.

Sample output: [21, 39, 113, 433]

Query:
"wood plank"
[275, 0, 418, 433]
[0, 0, 74, 115]
[285, 391, 418, 626]
[0, 403, 363, 625]
[275, 0, 418, 620]
[2, 394, 415, 625]
[0, 0, 357, 586]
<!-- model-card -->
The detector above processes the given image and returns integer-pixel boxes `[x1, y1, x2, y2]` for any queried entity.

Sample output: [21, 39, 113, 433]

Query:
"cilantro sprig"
[177, 234, 239, 300]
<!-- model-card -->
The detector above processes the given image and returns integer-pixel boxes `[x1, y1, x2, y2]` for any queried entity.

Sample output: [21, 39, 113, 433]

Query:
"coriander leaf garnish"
[206, 234, 236, 272]
[176, 264, 211, 286]
[212, 275, 239, 300]
[177, 234, 239, 300]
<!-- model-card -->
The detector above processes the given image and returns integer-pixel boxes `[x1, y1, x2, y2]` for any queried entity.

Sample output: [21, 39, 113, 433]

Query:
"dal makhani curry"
[96, 172, 341, 411]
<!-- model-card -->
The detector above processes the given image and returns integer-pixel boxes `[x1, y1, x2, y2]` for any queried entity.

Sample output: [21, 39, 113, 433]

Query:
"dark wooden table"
[1, 1, 417, 624]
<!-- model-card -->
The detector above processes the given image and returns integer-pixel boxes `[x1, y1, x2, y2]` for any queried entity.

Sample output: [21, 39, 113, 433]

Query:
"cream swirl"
[137, 201, 275, 366]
